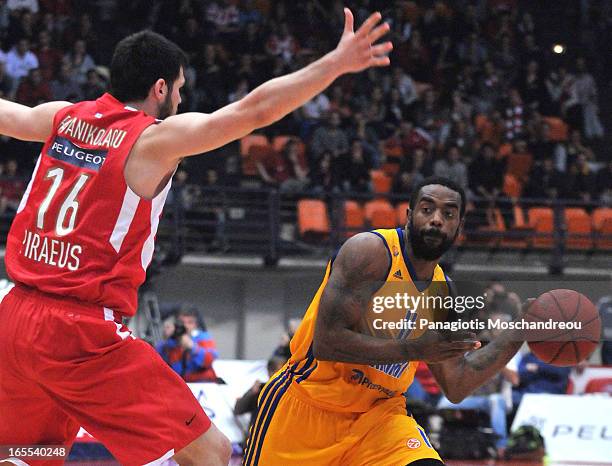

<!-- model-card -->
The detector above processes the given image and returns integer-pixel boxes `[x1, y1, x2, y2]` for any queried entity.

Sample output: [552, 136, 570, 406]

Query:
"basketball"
[526, 289, 601, 367]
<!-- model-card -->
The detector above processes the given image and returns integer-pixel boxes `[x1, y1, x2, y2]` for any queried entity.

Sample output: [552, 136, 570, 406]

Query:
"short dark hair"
[409, 176, 466, 219]
[110, 30, 187, 102]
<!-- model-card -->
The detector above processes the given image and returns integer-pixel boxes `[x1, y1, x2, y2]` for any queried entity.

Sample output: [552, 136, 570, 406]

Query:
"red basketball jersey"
[5, 93, 170, 317]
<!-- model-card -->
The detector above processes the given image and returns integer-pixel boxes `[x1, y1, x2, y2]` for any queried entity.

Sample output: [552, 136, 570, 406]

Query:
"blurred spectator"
[438, 311, 519, 454]
[256, 138, 309, 192]
[574, 57, 604, 139]
[16, 67, 51, 106]
[7, 0, 38, 13]
[406, 361, 442, 407]
[265, 22, 298, 64]
[597, 291, 612, 365]
[554, 129, 595, 172]
[342, 139, 371, 193]
[524, 158, 563, 201]
[469, 143, 505, 228]
[64, 39, 95, 85]
[595, 160, 612, 205]
[35, 30, 61, 82]
[234, 355, 286, 436]
[392, 170, 422, 199]
[565, 152, 594, 202]
[310, 111, 348, 159]
[156, 307, 219, 382]
[502, 88, 526, 141]
[512, 351, 571, 405]
[309, 150, 341, 194]
[81, 68, 106, 101]
[0, 159, 26, 214]
[50, 62, 81, 101]
[434, 144, 469, 190]
[5, 38, 38, 91]
[0, 61, 14, 99]
[299, 91, 330, 138]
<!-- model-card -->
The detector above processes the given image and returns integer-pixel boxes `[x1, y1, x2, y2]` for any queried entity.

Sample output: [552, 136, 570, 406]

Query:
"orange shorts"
[0, 285, 211, 466]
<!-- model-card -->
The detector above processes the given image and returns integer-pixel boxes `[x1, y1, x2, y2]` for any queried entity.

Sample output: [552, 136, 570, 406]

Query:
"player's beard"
[157, 92, 174, 119]
[407, 218, 458, 261]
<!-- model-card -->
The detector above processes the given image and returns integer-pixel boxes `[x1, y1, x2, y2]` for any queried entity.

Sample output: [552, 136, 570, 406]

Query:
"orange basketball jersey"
[287, 227, 452, 413]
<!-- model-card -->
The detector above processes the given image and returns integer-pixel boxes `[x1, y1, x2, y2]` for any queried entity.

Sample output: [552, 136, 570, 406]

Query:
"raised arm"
[0, 99, 71, 142]
[132, 9, 392, 171]
[313, 233, 478, 365]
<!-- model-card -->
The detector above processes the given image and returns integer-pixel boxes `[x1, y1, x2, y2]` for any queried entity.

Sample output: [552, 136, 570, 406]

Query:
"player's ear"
[151, 78, 167, 101]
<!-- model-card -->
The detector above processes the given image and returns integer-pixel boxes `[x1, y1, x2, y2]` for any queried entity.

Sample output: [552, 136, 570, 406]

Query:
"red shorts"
[0, 285, 211, 466]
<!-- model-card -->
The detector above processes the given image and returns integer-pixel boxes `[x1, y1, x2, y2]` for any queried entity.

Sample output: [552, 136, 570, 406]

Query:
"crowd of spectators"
[0, 1, 610, 228]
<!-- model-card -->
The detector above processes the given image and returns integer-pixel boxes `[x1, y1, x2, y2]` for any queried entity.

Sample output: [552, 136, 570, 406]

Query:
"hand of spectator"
[180, 333, 195, 351]
[331, 9, 392, 75]
[251, 380, 264, 394]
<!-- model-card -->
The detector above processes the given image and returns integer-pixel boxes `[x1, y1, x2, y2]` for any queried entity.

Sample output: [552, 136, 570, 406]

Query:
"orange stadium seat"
[396, 202, 409, 226]
[240, 134, 271, 176]
[544, 116, 569, 141]
[297, 199, 330, 241]
[272, 135, 307, 168]
[370, 169, 392, 194]
[503, 174, 522, 199]
[564, 208, 593, 250]
[381, 162, 400, 176]
[528, 207, 554, 248]
[365, 199, 396, 229]
[584, 377, 612, 394]
[240, 134, 268, 155]
[343, 200, 365, 237]
[501, 204, 531, 248]
[593, 207, 612, 249]
[506, 152, 533, 183]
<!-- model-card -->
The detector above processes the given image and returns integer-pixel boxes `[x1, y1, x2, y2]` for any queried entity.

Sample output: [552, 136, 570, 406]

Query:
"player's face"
[158, 67, 185, 119]
[408, 185, 462, 261]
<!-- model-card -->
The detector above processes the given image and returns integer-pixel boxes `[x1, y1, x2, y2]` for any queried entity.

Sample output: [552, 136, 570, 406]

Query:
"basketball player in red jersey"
[0, 9, 391, 466]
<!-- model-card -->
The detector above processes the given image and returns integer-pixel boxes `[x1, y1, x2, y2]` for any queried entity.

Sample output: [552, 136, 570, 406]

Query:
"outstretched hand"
[333, 8, 393, 74]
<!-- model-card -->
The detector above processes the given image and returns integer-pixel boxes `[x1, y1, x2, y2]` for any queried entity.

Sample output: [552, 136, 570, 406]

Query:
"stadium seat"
[245, 144, 274, 177]
[474, 208, 506, 246]
[240, 134, 268, 156]
[503, 174, 522, 199]
[564, 208, 593, 250]
[396, 202, 409, 226]
[364, 199, 396, 229]
[501, 204, 531, 248]
[272, 135, 306, 158]
[544, 116, 569, 141]
[297, 199, 330, 241]
[593, 207, 612, 249]
[343, 200, 365, 237]
[381, 162, 400, 176]
[528, 207, 554, 248]
[370, 169, 392, 194]
[584, 377, 612, 394]
[240, 135, 271, 176]
[506, 152, 533, 183]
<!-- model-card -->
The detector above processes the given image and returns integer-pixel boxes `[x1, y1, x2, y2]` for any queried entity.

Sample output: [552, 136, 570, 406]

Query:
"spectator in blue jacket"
[512, 350, 571, 406]
[156, 307, 219, 382]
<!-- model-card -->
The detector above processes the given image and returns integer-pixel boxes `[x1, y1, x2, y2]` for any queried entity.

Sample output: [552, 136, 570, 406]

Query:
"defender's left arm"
[0, 99, 71, 142]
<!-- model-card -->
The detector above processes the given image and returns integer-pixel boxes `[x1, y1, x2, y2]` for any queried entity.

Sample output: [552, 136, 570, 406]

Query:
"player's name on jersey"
[21, 229, 82, 271]
[57, 115, 127, 149]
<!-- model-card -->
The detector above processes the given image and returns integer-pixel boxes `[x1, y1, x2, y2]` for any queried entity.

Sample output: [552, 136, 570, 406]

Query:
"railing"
[0, 185, 609, 275]
[159, 186, 612, 272]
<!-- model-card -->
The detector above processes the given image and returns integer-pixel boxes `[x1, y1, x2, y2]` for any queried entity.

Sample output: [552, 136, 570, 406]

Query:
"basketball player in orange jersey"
[0, 9, 391, 466]
[244, 177, 527, 466]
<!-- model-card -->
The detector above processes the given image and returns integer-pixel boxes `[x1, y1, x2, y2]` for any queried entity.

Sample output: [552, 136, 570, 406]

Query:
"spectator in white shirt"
[5, 38, 38, 92]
